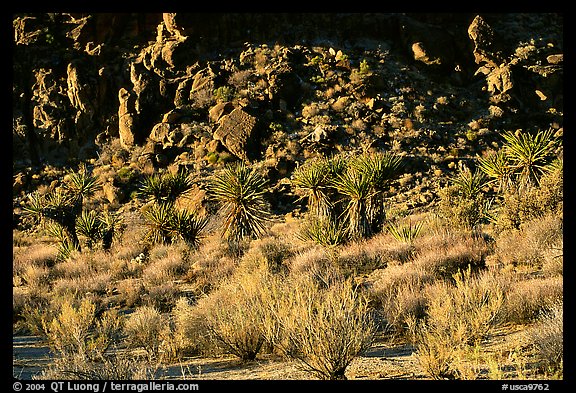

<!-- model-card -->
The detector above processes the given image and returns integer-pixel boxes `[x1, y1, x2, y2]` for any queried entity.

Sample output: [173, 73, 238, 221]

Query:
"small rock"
[546, 54, 563, 64]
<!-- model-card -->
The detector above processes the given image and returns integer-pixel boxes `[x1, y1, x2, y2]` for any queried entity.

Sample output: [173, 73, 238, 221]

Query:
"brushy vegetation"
[14, 135, 562, 380]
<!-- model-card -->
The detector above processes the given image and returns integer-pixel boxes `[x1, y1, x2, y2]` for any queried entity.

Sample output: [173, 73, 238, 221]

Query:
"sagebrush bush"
[367, 264, 433, 333]
[412, 231, 490, 278]
[261, 274, 375, 380]
[490, 213, 562, 270]
[42, 296, 122, 361]
[413, 267, 504, 379]
[499, 275, 563, 325]
[187, 270, 267, 361]
[38, 352, 151, 380]
[494, 165, 562, 232]
[124, 305, 166, 361]
[528, 300, 563, 374]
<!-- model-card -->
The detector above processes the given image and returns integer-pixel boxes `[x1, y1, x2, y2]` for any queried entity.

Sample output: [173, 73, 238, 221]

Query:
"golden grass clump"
[489, 213, 562, 271]
[412, 231, 490, 278]
[527, 300, 563, 375]
[179, 270, 268, 361]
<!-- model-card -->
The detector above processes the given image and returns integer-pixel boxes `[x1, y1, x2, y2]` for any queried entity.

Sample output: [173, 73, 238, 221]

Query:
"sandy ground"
[13, 336, 425, 381]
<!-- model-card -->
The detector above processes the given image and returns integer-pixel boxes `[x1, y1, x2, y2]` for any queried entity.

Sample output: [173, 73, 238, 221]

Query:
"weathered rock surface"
[213, 108, 259, 162]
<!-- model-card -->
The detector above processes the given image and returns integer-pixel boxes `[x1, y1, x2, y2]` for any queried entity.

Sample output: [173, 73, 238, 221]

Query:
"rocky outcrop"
[12, 13, 562, 180]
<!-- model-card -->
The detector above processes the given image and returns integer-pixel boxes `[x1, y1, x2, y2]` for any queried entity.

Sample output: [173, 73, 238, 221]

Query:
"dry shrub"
[542, 238, 563, 276]
[38, 352, 150, 380]
[500, 275, 563, 324]
[13, 242, 58, 272]
[413, 231, 490, 278]
[185, 233, 239, 295]
[115, 278, 146, 308]
[367, 263, 433, 333]
[19, 264, 51, 293]
[110, 218, 148, 261]
[413, 268, 504, 379]
[143, 281, 180, 312]
[143, 245, 188, 287]
[239, 235, 293, 274]
[43, 296, 122, 361]
[171, 297, 206, 357]
[51, 271, 112, 299]
[261, 274, 375, 380]
[490, 213, 562, 270]
[496, 167, 562, 232]
[527, 300, 563, 374]
[123, 305, 166, 361]
[188, 270, 268, 361]
[286, 246, 342, 287]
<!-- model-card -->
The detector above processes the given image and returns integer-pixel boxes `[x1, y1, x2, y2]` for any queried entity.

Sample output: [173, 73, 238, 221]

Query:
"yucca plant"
[46, 222, 80, 261]
[387, 219, 424, 245]
[353, 151, 403, 231]
[478, 150, 515, 193]
[75, 210, 104, 250]
[292, 157, 333, 218]
[207, 162, 272, 244]
[137, 170, 193, 206]
[297, 216, 349, 259]
[63, 163, 100, 211]
[99, 210, 124, 250]
[502, 128, 560, 191]
[23, 188, 80, 251]
[450, 165, 488, 199]
[170, 209, 208, 249]
[141, 202, 174, 245]
[332, 167, 374, 240]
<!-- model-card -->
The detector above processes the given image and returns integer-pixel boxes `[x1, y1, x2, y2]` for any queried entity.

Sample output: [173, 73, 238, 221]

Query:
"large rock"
[213, 108, 259, 162]
[118, 88, 137, 149]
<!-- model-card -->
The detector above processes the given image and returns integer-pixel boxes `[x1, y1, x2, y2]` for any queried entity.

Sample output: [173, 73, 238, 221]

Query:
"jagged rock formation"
[13, 13, 563, 216]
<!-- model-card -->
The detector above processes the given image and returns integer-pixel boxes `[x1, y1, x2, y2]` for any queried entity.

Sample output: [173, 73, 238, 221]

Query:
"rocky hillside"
[13, 13, 563, 223]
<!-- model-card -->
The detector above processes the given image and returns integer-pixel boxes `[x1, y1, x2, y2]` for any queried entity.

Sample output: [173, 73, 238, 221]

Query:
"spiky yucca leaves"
[298, 216, 348, 255]
[387, 219, 424, 245]
[450, 165, 488, 199]
[46, 222, 80, 261]
[99, 210, 124, 250]
[170, 209, 208, 249]
[292, 157, 333, 218]
[438, 165, 490, 229]
[142, 203, 175, 245]
[208, 162, 271, 244]
[478, 150, 515, 193]
[332, 167, 374, 240]
[137, 170, 193, 205]
[502, 128, 561, 191]
[63, 163, 100, 212]
[353, 151, 403, 231]
[23, 188, 80, 251]
[75, 210, 104, 250]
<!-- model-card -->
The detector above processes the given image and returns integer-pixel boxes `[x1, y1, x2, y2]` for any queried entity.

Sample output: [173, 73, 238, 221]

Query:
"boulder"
[213, 108, 259, 162]
[118, 88, 137, 149]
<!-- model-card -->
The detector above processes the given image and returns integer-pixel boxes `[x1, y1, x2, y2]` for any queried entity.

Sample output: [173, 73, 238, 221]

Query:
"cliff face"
[13, 13, 563, 205]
